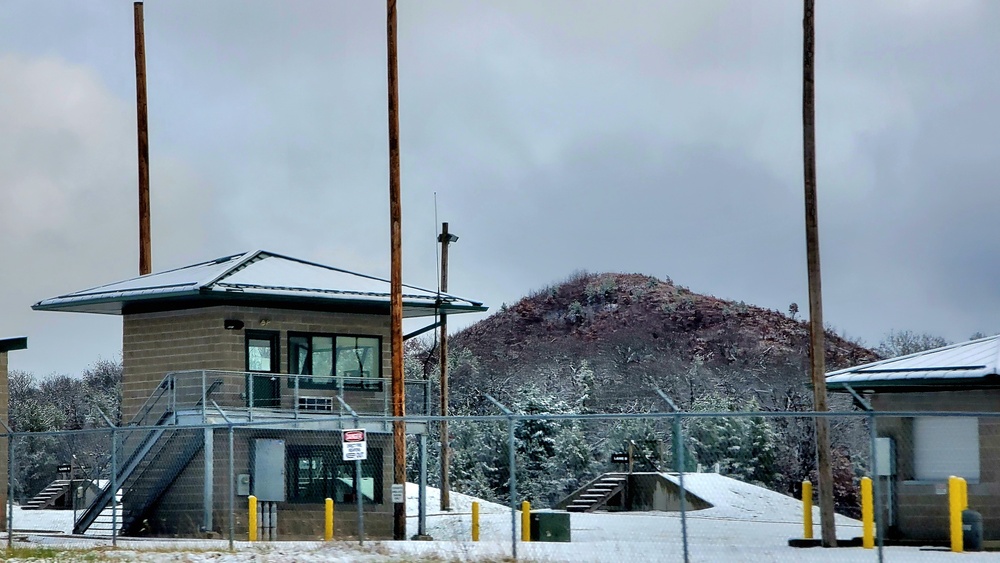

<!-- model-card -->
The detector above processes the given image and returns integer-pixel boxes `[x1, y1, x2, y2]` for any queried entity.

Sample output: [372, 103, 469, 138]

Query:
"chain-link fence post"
[508, 412, 517, 560]
[111, 426, 117, 547]
[845, 384, 884, 563]
[870, 411, 884, 563]
[228, 422, 235, 551]
[676, 412, 689, 563]
[7, 432, 13, 549]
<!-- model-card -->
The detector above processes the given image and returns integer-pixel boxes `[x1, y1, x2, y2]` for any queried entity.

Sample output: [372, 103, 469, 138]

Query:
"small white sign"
[391, 484, 405, 503]
[342, 428, 367, 461]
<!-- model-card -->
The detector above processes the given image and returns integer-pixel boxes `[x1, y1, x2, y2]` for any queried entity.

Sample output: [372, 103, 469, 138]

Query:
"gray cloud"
[2, 1, 999, 376]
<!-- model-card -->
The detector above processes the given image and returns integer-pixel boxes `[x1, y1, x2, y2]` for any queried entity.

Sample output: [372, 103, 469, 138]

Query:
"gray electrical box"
[237, 474, 251, 497]
[875, 437, 895, 476]
[253, 439, 286, 502]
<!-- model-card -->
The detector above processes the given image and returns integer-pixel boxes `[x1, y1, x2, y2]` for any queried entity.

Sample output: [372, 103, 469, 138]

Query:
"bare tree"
[876, 330, 949, 359]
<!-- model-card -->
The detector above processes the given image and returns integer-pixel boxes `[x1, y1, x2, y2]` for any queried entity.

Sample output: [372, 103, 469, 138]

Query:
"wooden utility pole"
[386, 0, 406, 541]
[802, 0, 837, 547]
[134, 2, 151, 276]
[438, 222, 457, 511]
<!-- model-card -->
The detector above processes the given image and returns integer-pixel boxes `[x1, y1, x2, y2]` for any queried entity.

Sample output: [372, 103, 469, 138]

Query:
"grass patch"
[3, 546, 101, 561]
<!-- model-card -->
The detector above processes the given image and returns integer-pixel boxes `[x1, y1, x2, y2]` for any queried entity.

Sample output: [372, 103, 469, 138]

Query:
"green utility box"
[530, 511, 571, 542]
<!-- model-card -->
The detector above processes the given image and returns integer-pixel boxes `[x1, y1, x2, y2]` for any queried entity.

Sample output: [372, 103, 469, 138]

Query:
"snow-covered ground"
[6, 475, 994, 562]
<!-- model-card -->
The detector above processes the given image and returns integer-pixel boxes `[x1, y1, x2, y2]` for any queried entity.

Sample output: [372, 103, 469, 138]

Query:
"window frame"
[285, 445, 383, 504]
[245, 330, 280, 373]
[286, 331, 383, 390]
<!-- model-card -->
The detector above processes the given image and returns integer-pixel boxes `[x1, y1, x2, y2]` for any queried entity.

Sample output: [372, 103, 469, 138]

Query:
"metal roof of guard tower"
[32, 250, 487, 318]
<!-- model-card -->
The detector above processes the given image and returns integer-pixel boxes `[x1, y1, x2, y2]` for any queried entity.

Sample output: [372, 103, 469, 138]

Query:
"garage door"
[913, 416, 979, 481]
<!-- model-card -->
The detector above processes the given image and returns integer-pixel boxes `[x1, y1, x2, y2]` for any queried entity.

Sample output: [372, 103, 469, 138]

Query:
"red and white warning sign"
[342, 428, 367, 461]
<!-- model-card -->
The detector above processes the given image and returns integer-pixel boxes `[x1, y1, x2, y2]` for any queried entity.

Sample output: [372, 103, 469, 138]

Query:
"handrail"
[164, 369, 431, 418]
[626, 439, 662, 472]
[129, 374, 174, 426]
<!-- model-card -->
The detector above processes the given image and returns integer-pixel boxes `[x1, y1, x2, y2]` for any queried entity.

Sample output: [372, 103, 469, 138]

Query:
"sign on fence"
[611, 452, 630, 464]
[342, 428, 367, 461]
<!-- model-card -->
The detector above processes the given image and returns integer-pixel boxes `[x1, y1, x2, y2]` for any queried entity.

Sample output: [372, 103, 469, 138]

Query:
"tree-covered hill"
[407, 271, 881, 514]
[445, 271, 878, 412]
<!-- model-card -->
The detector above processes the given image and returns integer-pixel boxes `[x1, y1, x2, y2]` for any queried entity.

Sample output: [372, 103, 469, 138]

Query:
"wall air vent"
[298, 396, 334, 412]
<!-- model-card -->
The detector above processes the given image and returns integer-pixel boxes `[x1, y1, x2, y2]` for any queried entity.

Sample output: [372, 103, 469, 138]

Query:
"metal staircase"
[73, 375, 215, 535]
[564, 473, 627, 513]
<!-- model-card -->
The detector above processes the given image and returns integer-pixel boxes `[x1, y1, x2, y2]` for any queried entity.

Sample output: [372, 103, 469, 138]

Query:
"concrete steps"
[22, 480, 71, 510]
[565, 474, 627, 513]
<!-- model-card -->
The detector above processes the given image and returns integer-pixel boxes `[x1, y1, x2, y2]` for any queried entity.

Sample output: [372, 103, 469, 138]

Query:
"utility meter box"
[253, 439, 286, 502]
[875, 437, 895, 477]
[530, 511, 571, 542]
[237, 474, 251, 497]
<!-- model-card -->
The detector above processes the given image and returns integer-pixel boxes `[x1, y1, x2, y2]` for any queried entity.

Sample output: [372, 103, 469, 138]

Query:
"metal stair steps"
[22, 480, 72, 510]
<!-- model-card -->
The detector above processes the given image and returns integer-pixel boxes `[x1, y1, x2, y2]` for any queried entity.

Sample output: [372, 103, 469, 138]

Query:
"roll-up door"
[913, 416, 979, 481]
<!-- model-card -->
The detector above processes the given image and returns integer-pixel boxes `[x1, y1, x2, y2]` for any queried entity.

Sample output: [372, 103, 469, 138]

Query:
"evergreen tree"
[685, 394, 780, 487]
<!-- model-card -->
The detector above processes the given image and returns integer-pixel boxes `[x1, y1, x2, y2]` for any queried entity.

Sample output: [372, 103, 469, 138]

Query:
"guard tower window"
[288, 332, 381, 390]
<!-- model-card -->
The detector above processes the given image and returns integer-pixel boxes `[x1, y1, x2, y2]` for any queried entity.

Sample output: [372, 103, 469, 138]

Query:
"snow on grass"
[10, 505, 73, 534]
[10, 477, 997, 561]
[405, 482, 512, 542]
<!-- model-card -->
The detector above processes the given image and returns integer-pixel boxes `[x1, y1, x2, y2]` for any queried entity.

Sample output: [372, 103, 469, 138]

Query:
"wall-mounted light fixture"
[259, 319, 270, 327]
[223, 319, 245, 330]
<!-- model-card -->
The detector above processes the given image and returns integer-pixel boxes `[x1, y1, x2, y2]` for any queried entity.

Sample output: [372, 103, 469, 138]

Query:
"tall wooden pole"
[439, 222, 452, 511]
[134, 2, 151, 276]
[802, 0, 837, 547]
[386, 0, 406, 541]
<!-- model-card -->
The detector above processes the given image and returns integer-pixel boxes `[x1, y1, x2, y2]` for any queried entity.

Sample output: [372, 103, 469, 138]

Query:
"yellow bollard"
[325, 497, 334, 541]
[521, 501, 531, 542]
[861, 477, 874, 549]
[949, 476, 965, 553]
[802, 480, 813, 540]
[248, 495, 258, 542]
[472, 501, 480, 542]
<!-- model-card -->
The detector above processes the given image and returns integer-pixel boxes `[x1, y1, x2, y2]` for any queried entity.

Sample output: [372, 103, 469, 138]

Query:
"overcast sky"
[2, 0, 999, 377]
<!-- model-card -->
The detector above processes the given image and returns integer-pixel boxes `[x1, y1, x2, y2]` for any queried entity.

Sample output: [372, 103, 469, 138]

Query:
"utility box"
[875, 437, 895, 476]
[530, 511, 571, 542]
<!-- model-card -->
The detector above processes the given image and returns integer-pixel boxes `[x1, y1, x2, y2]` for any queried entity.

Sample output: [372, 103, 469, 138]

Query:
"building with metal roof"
[0, 336, 27, 533]
[826, 334, 1000, 391]
[32, 249, 485, 317]
[32, 250, 486, 540]
[826, 335, 1000, 543]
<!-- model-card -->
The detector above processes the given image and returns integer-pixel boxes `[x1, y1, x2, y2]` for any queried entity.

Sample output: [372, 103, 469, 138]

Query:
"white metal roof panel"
[826, 335, 1000, 387]
[33, 250, 485, 316]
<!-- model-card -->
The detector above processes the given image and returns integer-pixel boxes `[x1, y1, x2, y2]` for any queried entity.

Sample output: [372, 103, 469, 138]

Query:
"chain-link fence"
[1, 409, 997, 562]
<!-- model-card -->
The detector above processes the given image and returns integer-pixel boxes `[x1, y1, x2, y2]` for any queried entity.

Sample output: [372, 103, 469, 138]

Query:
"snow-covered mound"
[661, 472, 859, 525]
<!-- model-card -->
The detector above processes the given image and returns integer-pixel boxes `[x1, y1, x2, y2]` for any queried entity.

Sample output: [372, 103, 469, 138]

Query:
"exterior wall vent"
[298, 396, 334, 412]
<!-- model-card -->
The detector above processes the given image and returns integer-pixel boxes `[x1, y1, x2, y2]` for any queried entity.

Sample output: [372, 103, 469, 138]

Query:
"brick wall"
[873, 390, 1000, 541]
[122, 306, 392, 421]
